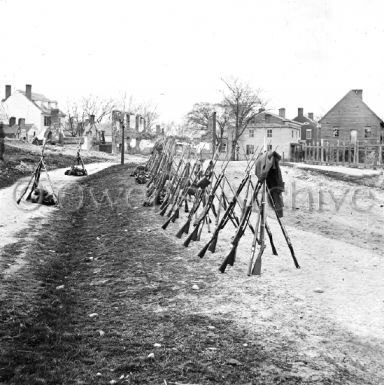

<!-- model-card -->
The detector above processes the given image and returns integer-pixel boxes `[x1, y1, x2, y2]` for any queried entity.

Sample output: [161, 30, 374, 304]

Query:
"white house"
[2, 84, 65, 140]
[0, 102, 7, 123]
[226, 108, 301, 161]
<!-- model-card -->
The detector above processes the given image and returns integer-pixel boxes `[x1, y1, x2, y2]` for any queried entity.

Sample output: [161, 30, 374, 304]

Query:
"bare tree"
[215, 105, 231, 150]
[65, 102, 86, 136]
[221, 77, 265, 160]
[185, 102, 231, 149]
[81, 95, 116, 124]
[138, 102, 159, 132]
[185, 102, 215, 132]
[118, 94, 159, 133]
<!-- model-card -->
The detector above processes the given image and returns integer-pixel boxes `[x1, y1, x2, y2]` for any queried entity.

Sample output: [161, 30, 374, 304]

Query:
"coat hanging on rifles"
[255, 151, 284, 218]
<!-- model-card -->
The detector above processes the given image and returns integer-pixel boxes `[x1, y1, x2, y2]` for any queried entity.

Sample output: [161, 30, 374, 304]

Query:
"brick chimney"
[278, 108, 286, 118]
[308, 112, 314, 120]
[258, 108, 265, 113]
[89, 114, 95, 124]
[156, 124, 161, 134]
[18, 118, 25, 127]
[51, 109, 60, 126]
[25, 84, 32, 100]
[5, 85, 11, 100]
[298, 108, 304, 118]
[9, 117, 16, 126]
[353, 89, 363, 99]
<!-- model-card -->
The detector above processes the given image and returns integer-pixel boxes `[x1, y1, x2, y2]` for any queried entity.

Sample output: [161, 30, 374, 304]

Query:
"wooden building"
[319, 89, 384, 144]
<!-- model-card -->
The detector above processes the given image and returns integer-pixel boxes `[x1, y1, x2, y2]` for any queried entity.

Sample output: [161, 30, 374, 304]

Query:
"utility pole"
[212, 111, 217, 154]
[121, 115, 125, 165]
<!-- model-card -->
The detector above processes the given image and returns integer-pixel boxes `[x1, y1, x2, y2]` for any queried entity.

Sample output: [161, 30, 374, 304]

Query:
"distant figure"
[0, 123, 5, 161]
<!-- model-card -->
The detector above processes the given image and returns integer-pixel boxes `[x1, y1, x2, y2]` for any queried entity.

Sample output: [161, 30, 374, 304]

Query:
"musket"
[219, 186, 255, 273]
[159, 148, 188, 214]
[248, 181, 266, 275]
[251, 179, 278, 255]
[266, 186, 300, 269]
[161, 160, 196, 230]
[159, 157, 190, 216]
[197, 147, 262, 258]
[144, 152, 174, 206]
[183, 155, 231, 247]
[175, 146, 220, 238]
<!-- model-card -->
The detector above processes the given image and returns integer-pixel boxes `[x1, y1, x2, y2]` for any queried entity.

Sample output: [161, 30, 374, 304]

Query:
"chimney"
[9, 117, 16, 126]
[353, 89, 363, 99]
[156, 124, 161, 134]
[89, 114, 95, 124]
[298, 108, 304, 118]
[278, 108, 286, 118]
[258, 108, 265, 113]
[5, 85, 11, 100]
[25, 84, 32, 100]
[308, 112, 314, 120]
[51, 109, 60, 125]
[18, 118, 25, 127]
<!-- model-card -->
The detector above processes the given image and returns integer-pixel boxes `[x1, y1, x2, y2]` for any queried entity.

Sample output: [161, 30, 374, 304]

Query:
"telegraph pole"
[121, 115, 125, 165]
[212, 111, 217, 154]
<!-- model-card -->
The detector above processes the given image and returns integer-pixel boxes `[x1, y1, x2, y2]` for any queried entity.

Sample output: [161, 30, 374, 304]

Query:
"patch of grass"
[0, 140, 116, 190]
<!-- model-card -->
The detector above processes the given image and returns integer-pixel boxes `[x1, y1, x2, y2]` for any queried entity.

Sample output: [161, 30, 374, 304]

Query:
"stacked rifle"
[65, 138, 88, 176]
[140, 138, 300, 276]
[17, 139, 58, 206]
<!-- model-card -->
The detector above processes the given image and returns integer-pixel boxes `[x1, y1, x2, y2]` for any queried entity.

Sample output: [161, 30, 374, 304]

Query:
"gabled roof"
[292, 115, 318, 128]
[253, 110, 301, 128]
[14, 90, 65, 117]
[319, 90, 383, 124]
[18, 90, 54, 103]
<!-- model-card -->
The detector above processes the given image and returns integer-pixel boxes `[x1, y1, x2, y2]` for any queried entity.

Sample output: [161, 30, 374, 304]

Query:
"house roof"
[292, 115, 318, 128]
[252, 110, 301, 128]
[16, 90, 66, 117]
[319, 90, 384, 124]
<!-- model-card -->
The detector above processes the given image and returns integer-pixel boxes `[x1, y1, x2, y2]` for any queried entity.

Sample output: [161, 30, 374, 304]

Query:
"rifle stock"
[176, 219, 190, 238]
[183, 224, 199, 247]
[219, 244, 237, 273]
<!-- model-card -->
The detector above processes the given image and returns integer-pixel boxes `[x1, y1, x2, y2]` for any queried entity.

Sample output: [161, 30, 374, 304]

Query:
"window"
[333, 127, 339, 137]
[249, 129, 254, 138]
[267, 129, 272, 138]
[267, 144, 272, 151]
[44, 116, 51, 126]
[306, 129, 312, 139]
[365, 126, 372, 138]
[246, 144, 254, 155]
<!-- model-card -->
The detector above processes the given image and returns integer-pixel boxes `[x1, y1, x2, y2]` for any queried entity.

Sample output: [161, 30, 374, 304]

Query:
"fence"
[291, 143, 383, 168]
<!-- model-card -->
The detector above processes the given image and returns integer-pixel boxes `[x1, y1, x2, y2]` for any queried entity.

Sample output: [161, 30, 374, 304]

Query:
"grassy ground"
[0, 163, 375, 385]
[0, 139, 117, 190]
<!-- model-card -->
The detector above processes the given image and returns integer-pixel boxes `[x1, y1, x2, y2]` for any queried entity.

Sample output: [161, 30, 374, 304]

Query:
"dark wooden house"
[319, 89, 384, 144]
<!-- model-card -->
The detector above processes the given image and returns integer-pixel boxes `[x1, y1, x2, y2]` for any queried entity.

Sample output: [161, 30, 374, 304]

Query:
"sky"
[1, 0, 384, 125]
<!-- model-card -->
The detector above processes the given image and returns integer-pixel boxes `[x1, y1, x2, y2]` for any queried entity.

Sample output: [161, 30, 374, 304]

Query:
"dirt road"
[0, 162, 383, 384]
[0, 162, 117, 250]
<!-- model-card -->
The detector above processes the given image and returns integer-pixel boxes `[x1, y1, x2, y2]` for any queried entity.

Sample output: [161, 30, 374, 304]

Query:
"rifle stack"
[138, 137, 300, 276]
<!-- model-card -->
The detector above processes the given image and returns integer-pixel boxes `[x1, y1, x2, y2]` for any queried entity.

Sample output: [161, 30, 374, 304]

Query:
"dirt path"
[0, 163, 383, 384]
[0, 162, 118, 251]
